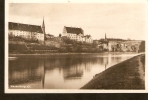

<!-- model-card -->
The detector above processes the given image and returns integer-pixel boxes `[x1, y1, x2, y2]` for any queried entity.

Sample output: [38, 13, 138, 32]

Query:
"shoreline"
[9, 52, 143, 56]
[81, 54, 145, 89]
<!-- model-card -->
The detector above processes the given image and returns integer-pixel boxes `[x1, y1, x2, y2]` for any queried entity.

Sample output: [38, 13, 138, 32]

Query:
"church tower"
[42, 17, 45, 34]
[105, 33, 107, 41]
[42, 17, 46, 45]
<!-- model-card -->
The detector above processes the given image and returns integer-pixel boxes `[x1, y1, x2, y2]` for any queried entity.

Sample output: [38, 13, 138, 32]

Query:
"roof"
[99, 39, 108, 44]
[46, 34, 54, 36]
[64, 26, 84, 35]
[100, 38, 125, 42]
[9, 22, 43, 33]
[84, 35, 91, 38]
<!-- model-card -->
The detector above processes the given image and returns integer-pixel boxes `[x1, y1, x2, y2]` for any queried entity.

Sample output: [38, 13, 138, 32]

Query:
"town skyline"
[9, 3, 146, 40]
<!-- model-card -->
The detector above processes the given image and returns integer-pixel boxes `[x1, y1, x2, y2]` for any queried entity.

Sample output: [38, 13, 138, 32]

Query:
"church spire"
[105, 33, 107, 40]
[105, 33, 108, 42]
[42, 17, 45, 32]
[42, 17, 46, 45]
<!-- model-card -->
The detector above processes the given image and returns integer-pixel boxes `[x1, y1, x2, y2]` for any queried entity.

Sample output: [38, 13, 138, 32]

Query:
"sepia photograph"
[5, 0, 147, 93]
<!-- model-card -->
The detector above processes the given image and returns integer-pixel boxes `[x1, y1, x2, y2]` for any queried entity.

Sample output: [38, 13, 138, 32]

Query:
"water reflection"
[9, 53, 136, 89]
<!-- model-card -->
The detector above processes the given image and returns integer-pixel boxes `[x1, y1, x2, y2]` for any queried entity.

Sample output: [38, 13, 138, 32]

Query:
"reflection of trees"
[9, 54, 128, 87]
[111, 56, 122, 64]
[63, 65, 83, 80]
[44, 55, 100, 80]
[43, 54, 125, 81]
[101, 55, 123, 70]
[44, 55, 99, 71]
[9, 58, 44, 85]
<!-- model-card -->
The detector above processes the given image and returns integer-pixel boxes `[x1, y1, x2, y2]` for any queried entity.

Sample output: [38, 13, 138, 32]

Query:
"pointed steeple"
[105, 33, 106, 40]
[42, 17, 45, 34]
[42, 17, 46, 45]
[105, 33, 107, 41]
[42, 17, 45, 29]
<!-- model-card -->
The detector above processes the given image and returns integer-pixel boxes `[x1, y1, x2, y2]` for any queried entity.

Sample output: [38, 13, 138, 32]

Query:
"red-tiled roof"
[65, 26, 84, 35]
[9, 22, 43, 33]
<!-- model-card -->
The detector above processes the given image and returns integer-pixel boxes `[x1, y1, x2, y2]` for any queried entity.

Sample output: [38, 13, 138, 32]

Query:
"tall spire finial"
[105, 33, 108, 42]
[105, 33, 106, 39]
[42, 16, 45, 28]
[42, 16, 46, 45]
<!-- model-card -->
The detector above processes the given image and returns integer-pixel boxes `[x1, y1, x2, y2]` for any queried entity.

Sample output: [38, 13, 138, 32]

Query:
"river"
[9, 53, 139, 89]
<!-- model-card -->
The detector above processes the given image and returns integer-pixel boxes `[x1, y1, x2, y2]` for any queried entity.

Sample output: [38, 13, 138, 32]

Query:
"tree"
[59, 33, 61, 37]
[63, 37, 73, 44]
[139, 41, 145, 52]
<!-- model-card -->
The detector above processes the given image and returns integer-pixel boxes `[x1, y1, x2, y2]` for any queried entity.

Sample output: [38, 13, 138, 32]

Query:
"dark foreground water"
[9, 53, 138, 89]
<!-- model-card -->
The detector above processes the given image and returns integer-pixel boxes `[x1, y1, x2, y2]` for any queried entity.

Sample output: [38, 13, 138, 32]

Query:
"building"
[99, 33, 143, 52]
[46, 34, 54, 39]
[99, 33, 109, 51]
[62, 26, 92, 43]
[83, 35, 93, 43]
[8, 19, 45, 44]
[62, 26, 84, 41]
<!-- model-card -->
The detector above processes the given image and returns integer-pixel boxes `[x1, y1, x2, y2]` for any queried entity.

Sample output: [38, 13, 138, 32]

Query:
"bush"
[139, 41, 145, 52]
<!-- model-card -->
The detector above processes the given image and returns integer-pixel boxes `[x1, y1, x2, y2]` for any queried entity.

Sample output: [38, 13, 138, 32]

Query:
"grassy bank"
[81, 54, 145, 89]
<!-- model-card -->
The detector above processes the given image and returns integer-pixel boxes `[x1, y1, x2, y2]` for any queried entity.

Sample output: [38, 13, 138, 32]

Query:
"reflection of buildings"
[101, 54, 123, 71]
[63, 65, 83, 80]
[9, 58, 45, 88]
[43, 55, 100, 81]
[102, 54, 122, 70]
[9, 54, 129, 89]
[103, 57, 108, 70]
[41, 60, 45, 89]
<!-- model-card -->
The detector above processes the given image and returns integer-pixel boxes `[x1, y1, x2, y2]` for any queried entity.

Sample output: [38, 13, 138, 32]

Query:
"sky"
[9, 3, 146, 40]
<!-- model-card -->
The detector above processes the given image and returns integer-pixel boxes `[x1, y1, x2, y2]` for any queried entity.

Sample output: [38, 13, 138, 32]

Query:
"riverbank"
[81, 54, 145, 89]
[9, 52, 143, 56]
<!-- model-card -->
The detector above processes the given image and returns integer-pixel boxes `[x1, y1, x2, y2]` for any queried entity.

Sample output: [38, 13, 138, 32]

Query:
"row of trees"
[59, 37, 101, 53]
[9, 34, 145, 53]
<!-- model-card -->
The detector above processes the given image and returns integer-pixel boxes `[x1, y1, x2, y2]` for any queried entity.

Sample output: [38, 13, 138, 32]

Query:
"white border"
[5, 0, 148, 93]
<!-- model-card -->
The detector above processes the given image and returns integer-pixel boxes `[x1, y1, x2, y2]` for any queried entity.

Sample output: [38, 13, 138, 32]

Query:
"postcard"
[5, 0, 148, 93]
